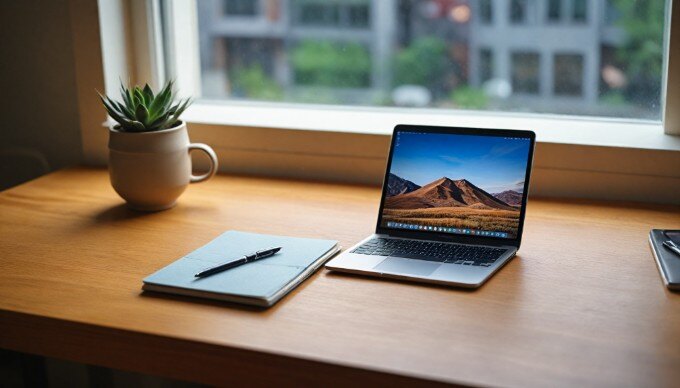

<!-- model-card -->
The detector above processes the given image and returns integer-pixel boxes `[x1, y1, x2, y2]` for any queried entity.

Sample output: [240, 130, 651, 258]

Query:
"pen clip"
[254, 248, 271, 258]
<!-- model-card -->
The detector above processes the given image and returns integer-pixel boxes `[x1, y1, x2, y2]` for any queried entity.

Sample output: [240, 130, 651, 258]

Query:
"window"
[294, 1, 370, 28]
[547, 0, 561, 22]
[511, 52, 540, 94]
[296, 3, 340, 26]
[510, 0, 535, 24]
[223, 0, 258, 17]
[572, 0, 587, 22]
[554, 54, 583, 96]
[190, 0, 669, 120]
[479, 48, 494, 84]
[347, 4, 370, 28]
[479, 0, 493, 24]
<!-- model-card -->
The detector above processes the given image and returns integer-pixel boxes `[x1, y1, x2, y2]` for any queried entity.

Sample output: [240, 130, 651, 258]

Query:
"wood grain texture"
[0, 167, 679, 387]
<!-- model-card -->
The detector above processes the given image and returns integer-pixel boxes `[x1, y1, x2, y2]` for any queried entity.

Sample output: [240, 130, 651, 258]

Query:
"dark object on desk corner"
[649, 229, 680, 291]
[195, 246, 282, 278]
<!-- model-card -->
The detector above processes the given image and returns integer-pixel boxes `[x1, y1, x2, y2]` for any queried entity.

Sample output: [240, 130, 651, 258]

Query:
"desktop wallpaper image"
[381, 132, 531, 238]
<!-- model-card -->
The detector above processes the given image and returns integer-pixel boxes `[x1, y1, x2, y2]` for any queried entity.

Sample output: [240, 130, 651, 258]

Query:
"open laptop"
[325, 125, 536, 288]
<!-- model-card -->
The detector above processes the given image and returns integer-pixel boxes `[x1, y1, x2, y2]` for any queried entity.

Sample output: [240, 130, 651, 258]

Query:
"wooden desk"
[1, 168, 679, 387]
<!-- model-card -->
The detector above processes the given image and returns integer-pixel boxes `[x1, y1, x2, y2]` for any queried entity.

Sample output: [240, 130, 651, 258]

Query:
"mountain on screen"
[493, 190, 522, 206]
[385, 176, 515, 211]
[386, 173, 421, 197]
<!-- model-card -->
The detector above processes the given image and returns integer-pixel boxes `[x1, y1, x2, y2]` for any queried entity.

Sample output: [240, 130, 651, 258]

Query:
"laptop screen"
[379, 130, 533, 240]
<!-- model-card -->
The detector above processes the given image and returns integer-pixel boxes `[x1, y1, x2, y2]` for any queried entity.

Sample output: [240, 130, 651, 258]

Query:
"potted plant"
[99, 81, 218, 211]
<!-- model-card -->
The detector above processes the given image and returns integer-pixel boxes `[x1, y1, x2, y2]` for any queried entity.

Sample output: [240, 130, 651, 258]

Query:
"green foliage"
[599, 91, 627, 106]
[98, 80, 191, 133]
[612, 0, 665, 80]
[232, 65, 283, 101]
[393, 37, 448, 87]
[292, 41, 371, 88]
[450, 86, 488, 109]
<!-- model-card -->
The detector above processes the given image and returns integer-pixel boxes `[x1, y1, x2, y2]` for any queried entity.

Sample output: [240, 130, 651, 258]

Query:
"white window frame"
[91, 0, 680, 204]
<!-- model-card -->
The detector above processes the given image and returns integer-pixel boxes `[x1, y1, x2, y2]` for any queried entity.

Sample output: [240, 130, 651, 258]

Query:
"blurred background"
[196, 0, 666, 119]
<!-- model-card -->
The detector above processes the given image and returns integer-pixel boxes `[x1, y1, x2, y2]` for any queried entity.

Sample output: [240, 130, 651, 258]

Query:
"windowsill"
[183, 100, 680, 152]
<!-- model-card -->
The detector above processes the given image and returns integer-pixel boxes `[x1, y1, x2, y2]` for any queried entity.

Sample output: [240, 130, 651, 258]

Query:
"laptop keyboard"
[351, 238, 507, 267]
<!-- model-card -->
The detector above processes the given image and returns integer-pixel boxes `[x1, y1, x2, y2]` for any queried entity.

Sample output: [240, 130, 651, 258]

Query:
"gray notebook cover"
[649, 229, 680, 291]
[143, 231, 339, 306]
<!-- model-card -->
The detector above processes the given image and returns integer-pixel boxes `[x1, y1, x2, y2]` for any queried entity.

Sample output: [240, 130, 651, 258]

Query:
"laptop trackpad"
[373, 257, 439, 277]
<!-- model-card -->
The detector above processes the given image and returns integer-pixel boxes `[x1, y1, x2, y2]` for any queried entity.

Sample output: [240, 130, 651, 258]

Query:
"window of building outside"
[547, 0, 561, 22]
[572, 0, 587, 22]
[511, 52, 540, 94]
[554, 54, 584, 96]
[479, 0, 493, 24]
[510, 0, 535, 24]
[223, 0, 258, 17]
[295, 1, 370, 28]
[193, 0, 668, 120]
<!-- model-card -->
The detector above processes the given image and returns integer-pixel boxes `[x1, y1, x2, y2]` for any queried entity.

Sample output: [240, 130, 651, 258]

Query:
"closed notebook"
[143, 231, 340, 307]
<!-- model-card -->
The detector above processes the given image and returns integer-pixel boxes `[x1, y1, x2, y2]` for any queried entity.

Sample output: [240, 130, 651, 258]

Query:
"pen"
[194, 247, 282, 278]
[663, 240, 680, 258]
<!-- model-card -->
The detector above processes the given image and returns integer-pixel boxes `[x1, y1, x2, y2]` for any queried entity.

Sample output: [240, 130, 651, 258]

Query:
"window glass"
[193, 0, 669, 120]
[547, 0, 561, 22]
[511, 52, 540, 94]
[297, 3, 340, 26]
[223, 0, 258, 16]
[348, 4, 370, 28]
[479, 0, 493, 23]
[554, 54, 583, 96]
[572, 0, 587, 22]
[510, 0, 528, 24]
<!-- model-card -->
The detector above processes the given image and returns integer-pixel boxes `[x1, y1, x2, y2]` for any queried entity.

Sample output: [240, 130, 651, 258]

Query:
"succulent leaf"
[115, 101, 134, 119]
[135, 104, 149, 125]
[143, 84, 154, 101]
[133, 88, 146, 106]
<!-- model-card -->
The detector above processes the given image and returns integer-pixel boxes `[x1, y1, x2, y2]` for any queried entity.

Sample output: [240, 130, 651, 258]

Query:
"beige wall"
[0, 0, 83, 190]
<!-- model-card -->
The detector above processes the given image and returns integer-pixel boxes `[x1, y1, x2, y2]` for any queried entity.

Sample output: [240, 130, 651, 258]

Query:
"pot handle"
[188, 143, 218, 183]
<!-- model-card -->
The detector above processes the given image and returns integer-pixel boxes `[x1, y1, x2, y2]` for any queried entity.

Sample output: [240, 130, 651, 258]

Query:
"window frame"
[90, 0, 680, 204]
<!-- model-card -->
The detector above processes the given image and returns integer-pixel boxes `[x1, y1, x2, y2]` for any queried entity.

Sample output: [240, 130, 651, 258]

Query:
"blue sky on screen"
[389, 132, 531, 193]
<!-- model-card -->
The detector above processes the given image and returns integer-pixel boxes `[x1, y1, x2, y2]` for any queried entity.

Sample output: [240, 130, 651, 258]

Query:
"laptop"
[325, 125, 536, 288]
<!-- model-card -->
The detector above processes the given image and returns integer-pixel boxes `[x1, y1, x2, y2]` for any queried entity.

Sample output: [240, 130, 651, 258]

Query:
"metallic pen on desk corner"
[663, 240, 680, 258]
[194, 247, 282, 278]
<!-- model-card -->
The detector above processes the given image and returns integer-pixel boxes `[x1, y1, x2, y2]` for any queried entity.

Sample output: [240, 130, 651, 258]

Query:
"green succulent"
[98, 80, 192, 133]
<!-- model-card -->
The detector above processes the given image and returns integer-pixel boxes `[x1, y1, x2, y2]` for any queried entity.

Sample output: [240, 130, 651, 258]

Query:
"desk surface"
[1, 168, 679, 387]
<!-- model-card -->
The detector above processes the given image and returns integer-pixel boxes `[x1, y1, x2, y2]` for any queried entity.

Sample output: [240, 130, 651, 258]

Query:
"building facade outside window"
[195, 0, 667, 120]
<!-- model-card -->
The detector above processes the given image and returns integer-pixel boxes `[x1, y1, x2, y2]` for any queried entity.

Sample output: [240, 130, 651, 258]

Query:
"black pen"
[194, 247, 282, 278]
[663, 240, 680, 258]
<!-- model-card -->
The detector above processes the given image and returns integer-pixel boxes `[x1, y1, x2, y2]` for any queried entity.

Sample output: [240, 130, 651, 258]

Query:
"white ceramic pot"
[108, 121, 218, 211]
